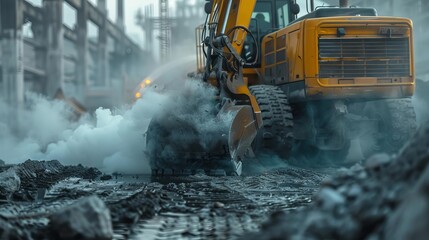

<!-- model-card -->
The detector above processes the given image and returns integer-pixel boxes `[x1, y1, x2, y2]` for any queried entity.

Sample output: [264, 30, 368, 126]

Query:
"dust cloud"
[0, 75, 232, 174]
[414, 79, 429, 126]
[0, 90, 167, 173]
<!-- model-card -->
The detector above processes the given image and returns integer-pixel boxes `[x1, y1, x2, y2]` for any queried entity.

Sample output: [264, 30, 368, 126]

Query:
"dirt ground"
[0, 163, 334, 240]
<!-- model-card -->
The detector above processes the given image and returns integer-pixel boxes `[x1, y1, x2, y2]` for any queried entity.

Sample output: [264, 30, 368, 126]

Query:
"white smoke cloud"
[414, 79, 429, 126]
[0, 80, 227, 174]
[0, 94, 75, 163]
[0, 89, 169, 173]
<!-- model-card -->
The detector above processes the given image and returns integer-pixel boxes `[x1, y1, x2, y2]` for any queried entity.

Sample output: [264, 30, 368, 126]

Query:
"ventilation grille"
[319, 38, 410, 78]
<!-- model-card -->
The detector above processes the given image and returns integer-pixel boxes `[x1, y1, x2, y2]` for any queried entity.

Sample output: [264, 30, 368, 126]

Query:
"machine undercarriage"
[146, 0, 417, 176]
[147, 82, 417, 176]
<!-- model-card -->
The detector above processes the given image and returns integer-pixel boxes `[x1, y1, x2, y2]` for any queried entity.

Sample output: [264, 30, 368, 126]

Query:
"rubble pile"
[0, 168, 21, 200]
[0, 159, 165, 240]
[49, 196, 113, 240]
[16, 160, 102, 186]
[1, 123, 428, 239]
[244, 120, 429, 240]
[1, 188, 164, 240]
[0, 160, 102, 201]
[108, 188, 162, 224]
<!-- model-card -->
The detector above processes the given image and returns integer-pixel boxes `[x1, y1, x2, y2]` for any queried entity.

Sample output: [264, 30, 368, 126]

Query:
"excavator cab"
[244, 0, 300, 66]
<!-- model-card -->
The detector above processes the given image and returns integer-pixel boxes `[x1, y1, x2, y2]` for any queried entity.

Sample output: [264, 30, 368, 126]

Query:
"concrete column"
[115, 0, 125, 102]
[77, 0, 88, 102]
[0, 0, 24, 109]
[114, 39, 126, 104]
[117, 0, 124, 30]
[97, 0, 107, 15]
[98, 0, 108, 87]
[144, 5, 154, 51]
[44, 0, 64, 97]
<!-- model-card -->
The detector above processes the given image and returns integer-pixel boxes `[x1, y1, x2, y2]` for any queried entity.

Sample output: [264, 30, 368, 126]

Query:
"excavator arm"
[202, 0, 263, 168]
[147, 0, 263, 176]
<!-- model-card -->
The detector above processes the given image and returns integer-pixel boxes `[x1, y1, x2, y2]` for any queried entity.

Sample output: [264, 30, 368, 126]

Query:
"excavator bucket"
[217, 101, 259, 175]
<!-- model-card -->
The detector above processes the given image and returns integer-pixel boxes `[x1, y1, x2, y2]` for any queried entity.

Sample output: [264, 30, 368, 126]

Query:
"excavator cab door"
[243, 0, 299, 67]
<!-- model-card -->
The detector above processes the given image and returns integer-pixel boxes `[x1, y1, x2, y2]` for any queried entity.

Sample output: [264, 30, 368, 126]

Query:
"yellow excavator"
[147, 0, 416, 176]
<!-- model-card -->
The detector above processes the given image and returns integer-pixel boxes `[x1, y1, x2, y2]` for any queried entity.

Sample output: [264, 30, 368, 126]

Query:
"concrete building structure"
[0, 0, 152, 111]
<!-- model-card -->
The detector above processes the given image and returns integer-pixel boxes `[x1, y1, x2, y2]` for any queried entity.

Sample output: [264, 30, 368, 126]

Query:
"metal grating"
[319, 38, 410, 78]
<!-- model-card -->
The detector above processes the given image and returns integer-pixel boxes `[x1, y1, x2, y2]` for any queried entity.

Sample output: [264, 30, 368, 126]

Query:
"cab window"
[276, 1, 290, 28]
[250, 2, 273, 37]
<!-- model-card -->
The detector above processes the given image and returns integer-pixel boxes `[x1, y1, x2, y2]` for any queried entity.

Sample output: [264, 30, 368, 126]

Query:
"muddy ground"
[2, 116, 429, 240]
[0, 160, 334, 239]
[0, 78, 428, 240]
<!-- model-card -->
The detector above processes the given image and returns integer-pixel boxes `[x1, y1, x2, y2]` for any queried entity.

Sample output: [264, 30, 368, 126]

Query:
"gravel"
[0, 168, 21, 200]
[242, 120, 429, 240]
[1, 120, 428, 239]
[384, 164, 429, 240]
[7, 160, 102, 201]
[49, 196, 113, 240]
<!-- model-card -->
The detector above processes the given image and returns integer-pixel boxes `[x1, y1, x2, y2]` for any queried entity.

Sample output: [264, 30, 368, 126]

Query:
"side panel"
[261, 33, 276, 84]
[260, 21, 305, 101]
[261, 21, 304, 85]
[287, 28, 304, 84]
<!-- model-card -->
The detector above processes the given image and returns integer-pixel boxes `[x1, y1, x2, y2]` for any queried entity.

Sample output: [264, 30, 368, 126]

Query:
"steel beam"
[23, 1, 43, 22]
[65, 0, 81, 9]
[97, 0, 107, 14]
[87, 3, 104, 26]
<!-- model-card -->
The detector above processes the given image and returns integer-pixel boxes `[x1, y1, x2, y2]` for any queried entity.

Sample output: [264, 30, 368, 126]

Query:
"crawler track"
[249, 85, 294, 158]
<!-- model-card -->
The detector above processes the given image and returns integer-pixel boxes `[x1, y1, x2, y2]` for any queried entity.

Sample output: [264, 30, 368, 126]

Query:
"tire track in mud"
[0, 165, 334, 239]
[120, 167, 332, 240]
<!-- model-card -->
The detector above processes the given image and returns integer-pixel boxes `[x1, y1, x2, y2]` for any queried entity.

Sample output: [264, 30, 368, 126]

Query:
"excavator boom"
[208, 0, 257, 55]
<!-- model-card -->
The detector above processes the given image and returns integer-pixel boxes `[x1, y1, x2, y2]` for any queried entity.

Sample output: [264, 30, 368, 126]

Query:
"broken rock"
[365, 153, 391, 170]
[49, 195, 113, 240]
[315, 188, 345, 211]
[100, 174, 112, 181]
[0, 217, 22, 240]
[384, 164, 429, 240]
[0, 168, 21, 200]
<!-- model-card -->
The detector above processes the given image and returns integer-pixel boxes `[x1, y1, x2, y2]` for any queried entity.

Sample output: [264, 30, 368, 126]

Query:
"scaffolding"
[137, 0, 205, 63]
[159, 0, 171, 62]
